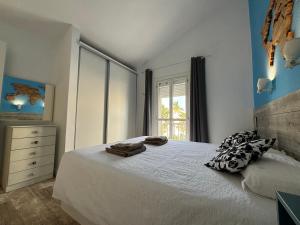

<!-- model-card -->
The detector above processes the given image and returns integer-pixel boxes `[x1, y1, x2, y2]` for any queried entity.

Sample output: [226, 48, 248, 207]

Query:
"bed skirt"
[61, 202, 100, 225]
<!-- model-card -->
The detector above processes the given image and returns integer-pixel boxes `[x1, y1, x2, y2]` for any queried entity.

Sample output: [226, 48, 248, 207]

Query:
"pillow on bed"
[205, 138, 276, 173]
[241, 150, 300, 199]
[264, 148, 300, 168]
[237, 138, 276, 161]
[217, 130, 259, 152]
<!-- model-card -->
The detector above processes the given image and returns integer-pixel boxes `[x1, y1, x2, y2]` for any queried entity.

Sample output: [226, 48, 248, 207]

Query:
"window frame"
[153, 75, 190, 140]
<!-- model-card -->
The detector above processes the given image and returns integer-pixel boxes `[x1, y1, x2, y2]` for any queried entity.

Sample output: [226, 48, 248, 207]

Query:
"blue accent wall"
[248, 0, 300, 108]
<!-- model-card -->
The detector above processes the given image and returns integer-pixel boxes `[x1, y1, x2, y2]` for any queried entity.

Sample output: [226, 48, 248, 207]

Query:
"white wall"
[52, 26, 80, 171]
[0, 20, 59, 84]
[137, 0, 254, 144]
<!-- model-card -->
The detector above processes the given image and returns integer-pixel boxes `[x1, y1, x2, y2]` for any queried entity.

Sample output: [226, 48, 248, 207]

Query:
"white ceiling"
[0, 0, 225, 68]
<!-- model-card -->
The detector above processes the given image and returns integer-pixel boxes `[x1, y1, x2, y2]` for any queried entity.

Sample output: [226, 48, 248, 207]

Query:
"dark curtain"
[190, 57, 209, 142]
[143, 69, 153, 136]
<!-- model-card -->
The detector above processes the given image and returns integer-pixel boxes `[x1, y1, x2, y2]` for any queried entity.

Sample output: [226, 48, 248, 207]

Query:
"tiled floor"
[0, 179, 79, 225]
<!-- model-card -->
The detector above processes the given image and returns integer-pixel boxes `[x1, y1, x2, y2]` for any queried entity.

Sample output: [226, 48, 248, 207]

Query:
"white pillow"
[264, 148, 300, 167]
[241, 149, 300, 199]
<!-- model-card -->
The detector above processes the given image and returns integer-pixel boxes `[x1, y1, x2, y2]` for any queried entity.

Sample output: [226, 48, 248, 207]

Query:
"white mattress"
[53, 137, 276, 225]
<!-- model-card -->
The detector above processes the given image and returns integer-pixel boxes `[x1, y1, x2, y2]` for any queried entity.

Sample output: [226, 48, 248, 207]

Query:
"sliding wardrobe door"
[75, 48, 107, 149]
[107, 62, 136, 143]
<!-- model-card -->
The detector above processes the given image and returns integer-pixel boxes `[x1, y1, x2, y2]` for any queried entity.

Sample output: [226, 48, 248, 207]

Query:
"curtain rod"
[142, 55, 211, 74]
[140, 60, 189, 74]
[79, 41, 137, 75]
[151, 60, 190, 71]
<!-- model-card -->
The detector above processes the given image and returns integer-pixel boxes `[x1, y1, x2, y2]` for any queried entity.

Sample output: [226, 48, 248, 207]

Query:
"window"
[155, 77, 189, 140]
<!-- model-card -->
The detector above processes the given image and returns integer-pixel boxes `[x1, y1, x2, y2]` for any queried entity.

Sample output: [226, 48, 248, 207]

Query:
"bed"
[53, 137, 276, 225]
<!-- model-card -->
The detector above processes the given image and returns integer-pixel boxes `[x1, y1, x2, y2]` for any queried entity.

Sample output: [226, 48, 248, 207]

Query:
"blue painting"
[0, 75, 45, 114]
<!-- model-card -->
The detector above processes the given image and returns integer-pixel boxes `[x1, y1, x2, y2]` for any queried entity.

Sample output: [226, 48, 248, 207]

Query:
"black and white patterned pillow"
[239, 138, 276, 161]
[217, 130, 259, 152]
[205, 138, 276, 173]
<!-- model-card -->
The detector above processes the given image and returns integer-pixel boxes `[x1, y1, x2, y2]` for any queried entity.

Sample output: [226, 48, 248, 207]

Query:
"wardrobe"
[75, 44, 137, 149]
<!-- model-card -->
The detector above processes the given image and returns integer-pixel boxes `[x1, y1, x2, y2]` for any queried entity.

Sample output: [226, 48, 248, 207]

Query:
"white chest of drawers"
[1, 125, 56, 192]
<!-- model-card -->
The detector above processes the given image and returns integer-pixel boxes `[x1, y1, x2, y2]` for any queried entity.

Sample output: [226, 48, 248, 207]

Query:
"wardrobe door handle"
[32, 130, 39, 134]
[32, 141, 39, 145]
[29, 152, 36, 156]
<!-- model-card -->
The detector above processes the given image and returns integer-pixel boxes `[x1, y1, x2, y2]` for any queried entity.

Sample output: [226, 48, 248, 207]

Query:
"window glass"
[158, 120, 170, 137]
[158, 84, 170, 119]
[172, 121, 187, 140]
[172, 82, 186, 119]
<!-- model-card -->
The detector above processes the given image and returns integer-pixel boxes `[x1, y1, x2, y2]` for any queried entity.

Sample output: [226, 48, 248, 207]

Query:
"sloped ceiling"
[0, 0, 225, 68]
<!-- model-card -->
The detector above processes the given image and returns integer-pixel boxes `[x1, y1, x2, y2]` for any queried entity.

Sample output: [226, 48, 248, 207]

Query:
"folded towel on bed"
[106, 146, 146, 157]
[145, 136, 168, 142]
[110, 141, 144, 151]
[144, 136, 168, 146]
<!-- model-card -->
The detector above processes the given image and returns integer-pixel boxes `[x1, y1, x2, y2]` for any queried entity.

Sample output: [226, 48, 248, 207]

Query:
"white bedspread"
[53, 137, 276, 225]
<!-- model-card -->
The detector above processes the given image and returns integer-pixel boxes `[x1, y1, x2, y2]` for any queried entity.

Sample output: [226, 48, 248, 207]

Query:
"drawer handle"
[29, 152, 36, 156]
[32, 141, 39, 145]
[32, 130, 39, 134]
[30, 161, 37, 166]
[28, 173, 34, 177]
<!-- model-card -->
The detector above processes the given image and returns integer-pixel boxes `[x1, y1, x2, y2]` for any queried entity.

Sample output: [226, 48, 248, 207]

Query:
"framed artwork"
[0, 75, 54, 120]
[262, 0, 295, 66]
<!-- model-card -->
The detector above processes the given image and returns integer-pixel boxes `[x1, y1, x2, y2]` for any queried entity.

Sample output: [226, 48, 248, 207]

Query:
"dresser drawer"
[11, 136, 56, 150]
[9, 155, 55, 173]
[11, 126, 56, 138]
[10, 146, 55, 161]
[8, 164, 53, 186]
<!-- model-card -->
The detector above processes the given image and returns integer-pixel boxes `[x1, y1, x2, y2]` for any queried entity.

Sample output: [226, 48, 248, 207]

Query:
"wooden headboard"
[255, 89, 300, 160]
